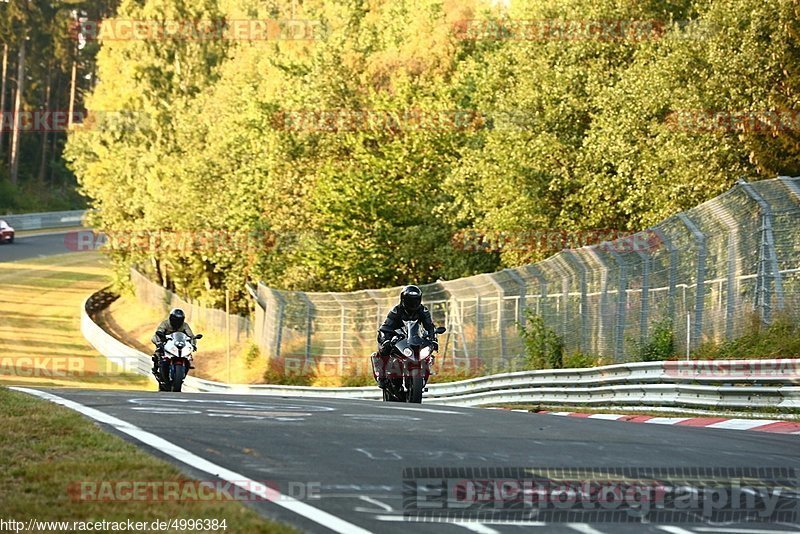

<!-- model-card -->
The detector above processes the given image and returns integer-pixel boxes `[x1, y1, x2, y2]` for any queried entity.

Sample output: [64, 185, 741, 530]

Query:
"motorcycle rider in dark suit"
[374, 285, 439, 388]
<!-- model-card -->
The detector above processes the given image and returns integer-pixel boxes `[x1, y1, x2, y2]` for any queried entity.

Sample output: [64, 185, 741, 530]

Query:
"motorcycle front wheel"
[172, 365, 185, 392]
[408, 376, 424, 404]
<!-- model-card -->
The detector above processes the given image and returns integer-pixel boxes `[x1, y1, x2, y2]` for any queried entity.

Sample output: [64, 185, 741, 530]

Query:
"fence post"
[606, 247, 628, 362]
[298, 292, 315, 362]
[635, 241, 650, 347]
[652, 227, 678, 329]
[525, 265, 548, 320]
[483, 274, 506, 362]
[678, 213, 706, 353]
[505, 268, 528, 364]
[586, 247, 611, 358]
[505, 268, 527, 328]
[708, 202, 741, 341]
[551, 256, 571, 342]
[563, 251, 589, 355]
[475, 295, 482, 364]
[738, 178, 785, 323]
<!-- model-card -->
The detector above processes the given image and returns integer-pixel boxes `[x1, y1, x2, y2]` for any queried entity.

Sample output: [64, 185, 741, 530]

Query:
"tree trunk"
[0, 43, 8, 161]
[38, 65, 52, 184]
[67, 52, 78, 128]
[10, 40, 26, 186]
[49, 68, 62, 185]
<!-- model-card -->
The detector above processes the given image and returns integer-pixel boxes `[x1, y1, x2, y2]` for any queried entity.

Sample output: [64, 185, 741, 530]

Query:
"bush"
[244, 343, 261, 368]
[692, 312, 800, 360]
[633, 319, 675, 362]
[518, 309, 564, 370]
[262, 356, 314, 386]
[562, 352, 602, 369]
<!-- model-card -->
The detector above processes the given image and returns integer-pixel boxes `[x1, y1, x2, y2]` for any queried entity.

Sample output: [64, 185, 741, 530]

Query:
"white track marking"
[705, 419, 780, 430]
[586, 414, 626, 420]
[567, 523, 603, 534]
[695, 528, 800, 533]
[568, 523, 608, 534]
[658, 527, 697, 534]
[379, 405, 465, 414]
[458, 523, 500, 534]
[644, 417, 691, 425]
[373, 515, 546, 526]
[12, 387, 373, 534]
[354, 496, 393, 513]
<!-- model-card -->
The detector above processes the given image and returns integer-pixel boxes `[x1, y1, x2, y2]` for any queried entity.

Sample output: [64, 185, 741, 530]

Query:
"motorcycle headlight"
[420, 346, 432, 359]
[403, 348, 413, 357]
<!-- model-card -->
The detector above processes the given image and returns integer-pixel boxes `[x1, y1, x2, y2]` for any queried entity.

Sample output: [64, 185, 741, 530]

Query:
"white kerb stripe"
[705, 419, 781, 430]
[587, 414, 625, 420]
[642, 417, 690, 425]
[458, 523, 501, 534]
[11, 387, 373, 534]
[568, 523, 608, 533]
[657, 527, 696, 534]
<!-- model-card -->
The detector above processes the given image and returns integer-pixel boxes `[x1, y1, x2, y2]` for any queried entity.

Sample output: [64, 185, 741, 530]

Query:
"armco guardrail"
[81, 292, 800, 410]
[2, 209, 86, 231]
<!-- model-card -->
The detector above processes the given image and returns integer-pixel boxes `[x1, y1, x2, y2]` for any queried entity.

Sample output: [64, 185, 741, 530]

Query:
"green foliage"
[518, 308, 564, 370]
[632, 319, 676, 362]
[243, 342, 260, 368]
[262, 356, 314, 386]
[562, 352, 602, 369]
[0, 0, 119, 210]
[64, 0, 800, 307]
[0, 178, 86, 214]
[693, 313, 800, 360]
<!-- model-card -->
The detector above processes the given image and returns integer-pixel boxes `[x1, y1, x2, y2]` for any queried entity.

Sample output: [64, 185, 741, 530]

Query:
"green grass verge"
[0, 388, 296, 533]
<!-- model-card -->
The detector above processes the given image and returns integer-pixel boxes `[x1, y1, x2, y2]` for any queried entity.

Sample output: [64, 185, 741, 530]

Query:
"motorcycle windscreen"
[407, 321, 425, 347]
[172, 331, 188, 349]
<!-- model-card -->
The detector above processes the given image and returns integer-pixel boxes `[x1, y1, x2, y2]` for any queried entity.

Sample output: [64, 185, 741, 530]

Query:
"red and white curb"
[540, 411, 800, 434]
[486, 408, 800, 434]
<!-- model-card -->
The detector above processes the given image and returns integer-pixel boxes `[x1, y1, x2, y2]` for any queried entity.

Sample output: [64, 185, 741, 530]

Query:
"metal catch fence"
[251, 177, 800, 371]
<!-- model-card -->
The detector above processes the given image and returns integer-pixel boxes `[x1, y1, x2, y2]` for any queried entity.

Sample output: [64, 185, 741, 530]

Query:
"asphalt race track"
[20, 388, 800, 534]
[0, 231, 78, 262]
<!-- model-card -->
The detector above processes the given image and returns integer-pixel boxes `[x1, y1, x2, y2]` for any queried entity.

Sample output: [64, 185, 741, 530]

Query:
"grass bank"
[0, 253, 148, 389]
[0, 387, 295, 532]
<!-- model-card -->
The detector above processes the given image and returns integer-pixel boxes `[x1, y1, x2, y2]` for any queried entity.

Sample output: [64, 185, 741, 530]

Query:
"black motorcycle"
[372, 321, 446, 403]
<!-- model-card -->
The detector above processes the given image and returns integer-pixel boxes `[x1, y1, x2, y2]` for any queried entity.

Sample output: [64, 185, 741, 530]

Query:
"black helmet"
[169, 308, 185, 330]
[400, 285, 422, 313]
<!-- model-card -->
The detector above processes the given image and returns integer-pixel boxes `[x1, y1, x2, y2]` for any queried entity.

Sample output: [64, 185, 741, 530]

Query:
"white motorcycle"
[154, 331, 202, 392]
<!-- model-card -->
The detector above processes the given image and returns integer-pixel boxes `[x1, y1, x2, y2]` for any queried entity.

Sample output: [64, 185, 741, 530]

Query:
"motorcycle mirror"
[194, 334, 203, 340]
[435, 326, 447, 334]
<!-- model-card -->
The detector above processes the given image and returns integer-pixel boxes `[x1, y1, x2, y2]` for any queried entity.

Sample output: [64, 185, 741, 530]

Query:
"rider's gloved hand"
[432, 340, 439, 352]
[379, 339, 392, 357]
